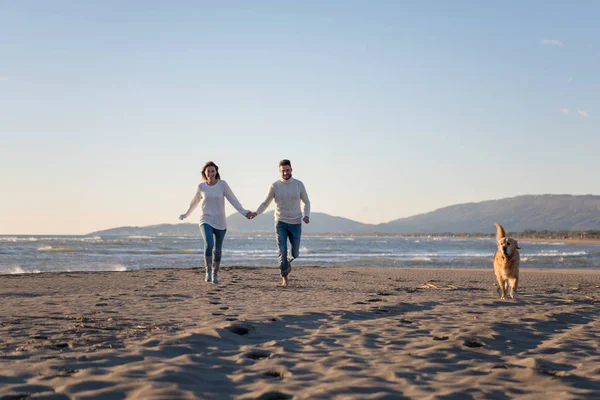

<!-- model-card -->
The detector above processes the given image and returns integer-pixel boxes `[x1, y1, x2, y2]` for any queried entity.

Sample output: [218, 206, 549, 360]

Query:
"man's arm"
[300, 182, 310, 223]
[255, 184, 275, 215]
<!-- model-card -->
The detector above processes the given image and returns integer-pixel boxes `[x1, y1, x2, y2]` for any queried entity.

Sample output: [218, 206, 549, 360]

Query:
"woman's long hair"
[201, 161, 221, 181]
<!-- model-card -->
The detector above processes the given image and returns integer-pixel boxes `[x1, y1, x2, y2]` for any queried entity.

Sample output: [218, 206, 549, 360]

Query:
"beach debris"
[538, 367, 569, 377]
[262, 370, 285, 379]
[432, 335, 449, 341]
[417, 282, 458, 290]
[48, 368, 79, 378]
[463, 338, 485, 348]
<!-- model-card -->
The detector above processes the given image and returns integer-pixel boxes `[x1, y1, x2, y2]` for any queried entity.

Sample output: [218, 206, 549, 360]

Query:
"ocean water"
[0, 234, 599, 275]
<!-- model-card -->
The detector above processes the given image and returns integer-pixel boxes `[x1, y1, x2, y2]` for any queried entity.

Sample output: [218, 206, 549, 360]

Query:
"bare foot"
[281, 276, 288, 287]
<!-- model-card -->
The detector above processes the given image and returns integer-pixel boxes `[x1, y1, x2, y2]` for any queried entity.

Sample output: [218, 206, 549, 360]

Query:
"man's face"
[280, 165, 292, 180]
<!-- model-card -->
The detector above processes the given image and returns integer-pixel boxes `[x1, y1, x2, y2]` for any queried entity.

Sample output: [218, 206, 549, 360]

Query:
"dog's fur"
[493, 223, 520, 299]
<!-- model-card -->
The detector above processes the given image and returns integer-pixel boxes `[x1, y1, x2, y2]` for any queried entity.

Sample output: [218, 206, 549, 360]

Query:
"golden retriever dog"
[493, 222, 520, 299]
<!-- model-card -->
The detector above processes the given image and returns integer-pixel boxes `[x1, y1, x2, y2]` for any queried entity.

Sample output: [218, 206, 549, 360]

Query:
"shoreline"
[3, 263, 600, 278]
[2, 266, 599, 399]
[3, 233, 600, 246]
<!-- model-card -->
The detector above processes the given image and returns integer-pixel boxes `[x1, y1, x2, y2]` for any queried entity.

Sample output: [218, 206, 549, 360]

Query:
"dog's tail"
[494, 222, 506, 241]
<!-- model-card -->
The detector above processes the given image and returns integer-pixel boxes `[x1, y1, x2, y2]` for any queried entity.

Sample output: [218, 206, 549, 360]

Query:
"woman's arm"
[179, 185, 202, 220]
[222, 181, 249, 216]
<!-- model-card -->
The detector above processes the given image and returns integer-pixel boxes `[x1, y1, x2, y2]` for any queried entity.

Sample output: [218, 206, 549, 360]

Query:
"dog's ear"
[513, 239, 521, 249]
[494, 223, 506, 242]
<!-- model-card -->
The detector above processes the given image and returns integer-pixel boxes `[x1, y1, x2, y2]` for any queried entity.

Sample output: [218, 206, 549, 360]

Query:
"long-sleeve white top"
[255, 177, 310, 224]
[183, 180, 248, 230]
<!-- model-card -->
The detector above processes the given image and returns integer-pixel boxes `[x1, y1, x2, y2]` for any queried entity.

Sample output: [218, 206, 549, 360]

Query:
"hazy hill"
[89, 194, 600, 236]
[225, 211, 374, 233]
[376, 194, 600, 233]
[90, 212, 373, 236]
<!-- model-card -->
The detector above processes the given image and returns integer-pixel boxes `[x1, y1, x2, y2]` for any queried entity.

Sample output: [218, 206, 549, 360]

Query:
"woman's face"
[205, 166, 217, 181]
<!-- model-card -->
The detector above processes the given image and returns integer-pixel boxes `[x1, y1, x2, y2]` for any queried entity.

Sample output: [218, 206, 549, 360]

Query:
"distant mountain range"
[89, 194, 600, 236]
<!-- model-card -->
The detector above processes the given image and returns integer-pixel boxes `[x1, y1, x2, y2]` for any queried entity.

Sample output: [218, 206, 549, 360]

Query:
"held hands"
[303, 216, 310, 224]
[245, 211, 257, 220]
[179, 214, 187, 220]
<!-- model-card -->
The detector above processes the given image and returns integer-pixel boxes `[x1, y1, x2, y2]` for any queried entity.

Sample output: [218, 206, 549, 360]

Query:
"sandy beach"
[1, 266, 599, 399]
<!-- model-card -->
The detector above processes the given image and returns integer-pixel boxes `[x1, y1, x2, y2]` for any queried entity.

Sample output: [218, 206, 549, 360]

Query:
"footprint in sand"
[255, 391, 293, 400]
[463, 337, 485, 348]
[244, 349, 271, 360]
[372, 307, 389, 314]
[226, 324, 253, 335]
[366, 298, 383, 303]
[262, 370, 287, 379]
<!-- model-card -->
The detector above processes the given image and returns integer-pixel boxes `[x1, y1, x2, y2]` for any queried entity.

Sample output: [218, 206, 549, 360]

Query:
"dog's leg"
[496, 275, 506, 299]
[508, 277, 518, 299]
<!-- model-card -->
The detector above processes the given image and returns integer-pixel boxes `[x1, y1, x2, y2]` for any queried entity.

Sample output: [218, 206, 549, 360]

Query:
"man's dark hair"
[279, 159, 292, 168]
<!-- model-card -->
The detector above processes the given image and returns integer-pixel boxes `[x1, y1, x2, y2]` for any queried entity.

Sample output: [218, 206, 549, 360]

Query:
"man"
[253, 159, 310, 287]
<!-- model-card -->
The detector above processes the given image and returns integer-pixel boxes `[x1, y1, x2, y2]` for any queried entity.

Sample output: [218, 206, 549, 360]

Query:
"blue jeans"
[200, 223, 227, 263]
[275, 221, 302, 277]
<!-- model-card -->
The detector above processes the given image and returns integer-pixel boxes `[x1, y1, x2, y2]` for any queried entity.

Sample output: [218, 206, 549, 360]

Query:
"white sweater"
[184, 180, 248, 230]
[255, 177, 310, 224]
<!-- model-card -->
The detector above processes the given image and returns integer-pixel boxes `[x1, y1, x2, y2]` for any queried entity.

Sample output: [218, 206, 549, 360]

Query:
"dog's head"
[496, 236, 520, 258]
[494, 222, 520, 258]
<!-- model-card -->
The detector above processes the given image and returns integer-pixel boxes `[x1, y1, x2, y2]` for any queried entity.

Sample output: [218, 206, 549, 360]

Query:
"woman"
[179, 161, 252, 284]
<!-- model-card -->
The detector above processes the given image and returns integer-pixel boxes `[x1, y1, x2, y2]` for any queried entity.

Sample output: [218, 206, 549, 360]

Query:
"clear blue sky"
[1, 1, 598, 234]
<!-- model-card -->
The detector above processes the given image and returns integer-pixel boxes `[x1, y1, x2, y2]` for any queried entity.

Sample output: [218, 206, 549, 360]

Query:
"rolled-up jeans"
[200, 223, 227, 263]
[275, 221, 302, 277]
